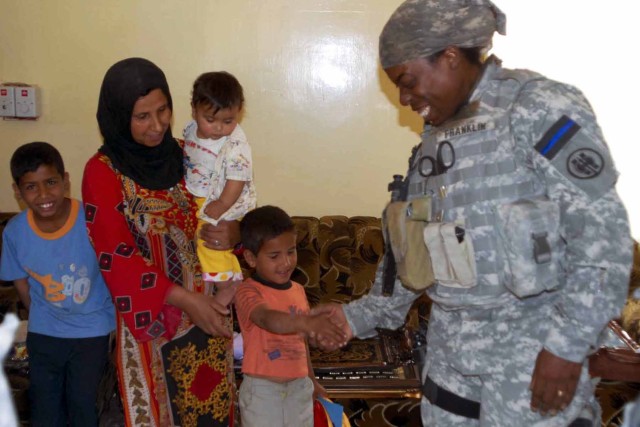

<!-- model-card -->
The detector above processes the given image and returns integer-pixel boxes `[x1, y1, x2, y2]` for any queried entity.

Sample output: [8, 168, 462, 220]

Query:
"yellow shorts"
[195, 197, 242, 282]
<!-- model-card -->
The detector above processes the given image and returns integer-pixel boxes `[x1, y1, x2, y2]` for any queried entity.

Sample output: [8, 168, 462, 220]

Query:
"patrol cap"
[379, 0, 507, 69]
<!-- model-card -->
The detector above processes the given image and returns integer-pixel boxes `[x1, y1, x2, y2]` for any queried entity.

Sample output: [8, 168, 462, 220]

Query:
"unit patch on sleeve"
[533, 115, 617, 200]
[567, 148, 604, 179]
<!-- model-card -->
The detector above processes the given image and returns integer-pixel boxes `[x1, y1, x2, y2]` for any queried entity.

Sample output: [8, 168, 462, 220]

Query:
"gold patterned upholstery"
[290, 215, 384, 305]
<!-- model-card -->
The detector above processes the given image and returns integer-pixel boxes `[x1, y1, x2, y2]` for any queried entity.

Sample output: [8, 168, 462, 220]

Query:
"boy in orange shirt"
[235, 206, 346, 427]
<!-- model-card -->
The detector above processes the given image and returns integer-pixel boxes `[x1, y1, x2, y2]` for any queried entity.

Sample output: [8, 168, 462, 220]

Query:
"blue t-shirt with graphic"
[0, 199, 115, 338]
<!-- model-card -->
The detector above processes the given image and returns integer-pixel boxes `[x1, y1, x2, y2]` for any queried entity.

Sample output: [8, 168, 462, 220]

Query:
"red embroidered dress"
[82, 150, 233, 427]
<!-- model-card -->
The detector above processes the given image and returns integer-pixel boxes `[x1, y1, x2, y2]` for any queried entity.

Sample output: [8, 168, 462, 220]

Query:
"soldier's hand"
[529, 348, 581, 415]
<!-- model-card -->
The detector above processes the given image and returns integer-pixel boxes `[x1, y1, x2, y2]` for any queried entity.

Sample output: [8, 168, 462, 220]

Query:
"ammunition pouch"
[423, 222, 476, 288]
[383, 199, 435, 291]
[495, 197, 564, 297]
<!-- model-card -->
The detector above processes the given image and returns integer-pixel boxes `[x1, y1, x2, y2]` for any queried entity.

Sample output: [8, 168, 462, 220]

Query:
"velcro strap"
[423, 376, 480, 419]
[436, 181, 536, 211]
[446, 159, 516, 187]
[408, 158, 516, 198]
[454, 139, 498, 158]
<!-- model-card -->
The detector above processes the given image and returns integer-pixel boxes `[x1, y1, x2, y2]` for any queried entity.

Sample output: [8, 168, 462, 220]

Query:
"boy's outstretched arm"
[249, 305, 347, 345]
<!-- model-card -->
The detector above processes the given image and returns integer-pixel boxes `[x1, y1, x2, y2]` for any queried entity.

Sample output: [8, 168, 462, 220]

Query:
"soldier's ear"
[443, 46, 461, 69]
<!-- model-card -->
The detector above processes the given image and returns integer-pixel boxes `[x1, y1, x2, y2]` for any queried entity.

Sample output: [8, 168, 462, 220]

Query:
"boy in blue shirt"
[0, 142, 115, 427]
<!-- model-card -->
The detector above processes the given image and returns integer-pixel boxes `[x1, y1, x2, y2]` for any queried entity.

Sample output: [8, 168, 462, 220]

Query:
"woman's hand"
[200, 220, 241, 250]
[166, 286, 232, 337]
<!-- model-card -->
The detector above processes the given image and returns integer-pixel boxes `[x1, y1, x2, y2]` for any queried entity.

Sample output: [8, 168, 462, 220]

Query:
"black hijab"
[96, 57, 183, 190]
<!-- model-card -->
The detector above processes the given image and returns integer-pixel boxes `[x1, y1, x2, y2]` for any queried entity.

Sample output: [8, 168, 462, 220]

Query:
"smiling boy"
[235, 205, 346, 427]
[0, 141, 115, 426]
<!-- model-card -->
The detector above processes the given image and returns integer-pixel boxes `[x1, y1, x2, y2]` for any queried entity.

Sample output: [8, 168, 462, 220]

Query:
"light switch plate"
[15, 86, 39, 118]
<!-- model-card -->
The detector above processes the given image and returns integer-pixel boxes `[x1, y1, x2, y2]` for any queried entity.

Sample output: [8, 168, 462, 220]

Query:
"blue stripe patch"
[534, 115, 581, 160]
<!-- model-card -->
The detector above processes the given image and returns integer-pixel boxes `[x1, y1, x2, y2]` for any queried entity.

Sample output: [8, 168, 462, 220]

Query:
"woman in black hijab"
[96, 57, 184, 190]
[83, 58, 237, 427]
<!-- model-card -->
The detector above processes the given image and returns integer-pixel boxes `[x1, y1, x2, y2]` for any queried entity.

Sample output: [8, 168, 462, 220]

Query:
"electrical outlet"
[0, 85, 16, 117]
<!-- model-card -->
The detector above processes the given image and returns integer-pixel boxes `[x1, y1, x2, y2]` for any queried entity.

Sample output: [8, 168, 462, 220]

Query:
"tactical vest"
[405, 65, 566, 309]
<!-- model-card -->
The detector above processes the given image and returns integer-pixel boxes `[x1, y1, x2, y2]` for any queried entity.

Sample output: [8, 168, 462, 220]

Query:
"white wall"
[492, 0, 640, 237]
[0, 0, 415, 219]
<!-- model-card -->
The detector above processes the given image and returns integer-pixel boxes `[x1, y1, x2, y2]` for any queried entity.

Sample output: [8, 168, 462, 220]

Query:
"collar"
[251, 272, 292, 290]
[468, 55, 502, 105]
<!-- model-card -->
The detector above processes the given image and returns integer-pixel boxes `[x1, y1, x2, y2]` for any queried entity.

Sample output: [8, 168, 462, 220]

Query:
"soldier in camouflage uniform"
[314, 0, 633, 425]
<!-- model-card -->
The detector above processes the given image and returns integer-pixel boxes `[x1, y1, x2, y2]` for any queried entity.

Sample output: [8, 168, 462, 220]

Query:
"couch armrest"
[589, 320, 640, 381]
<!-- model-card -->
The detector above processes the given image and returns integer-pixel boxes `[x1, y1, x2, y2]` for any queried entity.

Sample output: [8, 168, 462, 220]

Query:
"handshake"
[305, 303, 353, 351]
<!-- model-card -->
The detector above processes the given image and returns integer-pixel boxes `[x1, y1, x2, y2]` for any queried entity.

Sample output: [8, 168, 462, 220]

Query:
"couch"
[2, 212, 640, 426]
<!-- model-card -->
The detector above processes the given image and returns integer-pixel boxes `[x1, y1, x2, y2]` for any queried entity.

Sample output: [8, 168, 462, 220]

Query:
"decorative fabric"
[82, 149, 233, 426]
[160, 325, 234, 426]
[96, 57, 183, 190]
[379, 0, 506, 69]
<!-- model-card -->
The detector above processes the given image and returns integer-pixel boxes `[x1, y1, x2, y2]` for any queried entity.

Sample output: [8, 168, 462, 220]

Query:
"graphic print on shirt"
[183, 139, 219, 193]
[227, 153, 251, 173]
[26, 263, 92, 306]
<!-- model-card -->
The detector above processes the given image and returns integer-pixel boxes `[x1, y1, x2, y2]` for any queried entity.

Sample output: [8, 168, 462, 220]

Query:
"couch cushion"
[289, 215, 383, 306]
